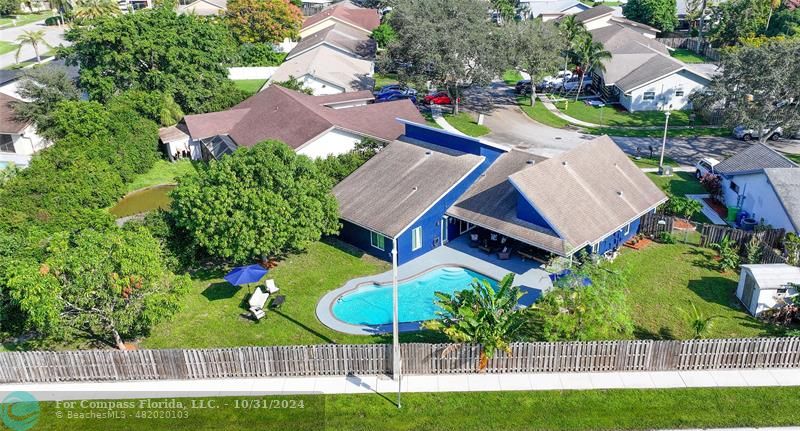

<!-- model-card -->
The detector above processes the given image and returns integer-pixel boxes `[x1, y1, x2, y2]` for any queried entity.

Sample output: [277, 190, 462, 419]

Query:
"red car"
[423, 91, 452, 105]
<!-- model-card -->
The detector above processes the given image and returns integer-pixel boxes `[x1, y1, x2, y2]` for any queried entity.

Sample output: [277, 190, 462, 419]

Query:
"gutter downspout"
[391, 237, 401, 408]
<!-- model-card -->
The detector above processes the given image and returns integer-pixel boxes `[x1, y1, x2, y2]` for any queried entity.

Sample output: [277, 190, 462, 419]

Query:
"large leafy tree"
[225, 0, 303, 45]
[381, 0, 507, 114]
[531, 261, 635, 341]
[505, 19, 564, 105]
[11, 66, 81, 132]
[706, 0, 771, 46]
[424, 274, 527, 371]
[62, 6, 244, 113]
[0, 0, 17, 16]
[170, 141, 340, 263]
[72, 0, 119, 22]
[5, 226, 190, 350]
[691, 39, 800, 144]
[623, 0, 678, 33]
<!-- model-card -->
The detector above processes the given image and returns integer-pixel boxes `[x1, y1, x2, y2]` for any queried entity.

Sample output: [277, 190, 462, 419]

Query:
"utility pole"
[659, 110, 671, 175]
[391, 238, 401, 408]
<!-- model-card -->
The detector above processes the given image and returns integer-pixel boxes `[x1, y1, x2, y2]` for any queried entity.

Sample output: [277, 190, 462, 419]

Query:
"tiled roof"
[715, 143, 797, 175]
[303, 0, 380, 33]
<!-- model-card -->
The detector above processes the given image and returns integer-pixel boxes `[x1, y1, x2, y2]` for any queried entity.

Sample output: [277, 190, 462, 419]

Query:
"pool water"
[331, 267, 496, 326]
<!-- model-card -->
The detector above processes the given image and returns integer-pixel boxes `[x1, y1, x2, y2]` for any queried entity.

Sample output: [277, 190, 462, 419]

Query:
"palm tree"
[557, 15, 586, 86]
[680, 301, 719, 339]
[570, 34, 611, 101]
[73, 0, 120, 22]
[15, 30, 52, 64]
[423, 273, 527, 371]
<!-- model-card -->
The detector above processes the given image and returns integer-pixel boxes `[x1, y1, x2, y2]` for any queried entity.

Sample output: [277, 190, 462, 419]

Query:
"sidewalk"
[429, 105, 465, 135]
[2, 368, 798, 401]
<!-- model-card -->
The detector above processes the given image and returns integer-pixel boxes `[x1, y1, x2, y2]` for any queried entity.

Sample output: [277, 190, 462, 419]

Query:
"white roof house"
[737, 264, 800, 316]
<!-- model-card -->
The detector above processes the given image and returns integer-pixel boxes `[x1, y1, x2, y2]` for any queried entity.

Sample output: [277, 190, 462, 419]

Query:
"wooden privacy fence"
[0, 338, 798, 384]
[657, 37, 721, 62]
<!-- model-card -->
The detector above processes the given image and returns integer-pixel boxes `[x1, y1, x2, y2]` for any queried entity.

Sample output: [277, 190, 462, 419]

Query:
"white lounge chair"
[264, 279, 280, 295]
[248, 287, 270, 320]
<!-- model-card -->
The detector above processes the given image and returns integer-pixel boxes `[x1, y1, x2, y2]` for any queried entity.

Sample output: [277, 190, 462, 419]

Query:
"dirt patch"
[624, 237, 653, 251]
[703, 197, 727, 218]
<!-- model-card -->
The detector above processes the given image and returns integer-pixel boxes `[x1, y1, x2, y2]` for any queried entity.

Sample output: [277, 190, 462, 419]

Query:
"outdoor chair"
[248, 286, 270, 321]
[469, 233, 480, 247]
[498, 246, 511, 260]
[270, 295, 286, 309]
[264, 279, 280, 294]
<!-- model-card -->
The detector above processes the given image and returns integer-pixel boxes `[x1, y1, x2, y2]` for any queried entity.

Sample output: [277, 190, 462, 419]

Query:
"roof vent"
[562, 161, 568, 166]
[425, 150, 432, 155]
[526, 159, 535, 165]
[412, 186, 418, 191]
[617, 190, 624, 197]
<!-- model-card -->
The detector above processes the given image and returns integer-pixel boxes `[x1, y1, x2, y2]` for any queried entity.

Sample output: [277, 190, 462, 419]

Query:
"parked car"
[375, 84, 404, 96]
[695, 157, 720, 179]
[375, 89, 417, 104]
[423, 91, 452, 105]
[514, 80, 532, 95]
[733, 125, 784, 141]
[560, 75, 593, 92]
[541, 71, 573, 86]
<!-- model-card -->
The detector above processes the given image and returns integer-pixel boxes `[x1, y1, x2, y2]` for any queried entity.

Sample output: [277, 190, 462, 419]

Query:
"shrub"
[658, 231, 676, 244]
[236, 43, 287, 67]
[665, 195, 703, 219]
[711, 235, 740, 272]
[700, 173, 723, 202]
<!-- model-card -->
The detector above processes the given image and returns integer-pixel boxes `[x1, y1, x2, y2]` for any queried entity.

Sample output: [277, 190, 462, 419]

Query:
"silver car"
[733, 125, 783, 141]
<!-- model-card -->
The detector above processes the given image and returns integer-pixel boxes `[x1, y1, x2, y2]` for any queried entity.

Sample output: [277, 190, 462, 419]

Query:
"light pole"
[391, 238, 401, 408]
[659, 110, 671, 175]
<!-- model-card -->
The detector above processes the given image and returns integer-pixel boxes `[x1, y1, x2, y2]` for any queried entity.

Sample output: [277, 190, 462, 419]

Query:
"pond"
[110, 184, 176, 218]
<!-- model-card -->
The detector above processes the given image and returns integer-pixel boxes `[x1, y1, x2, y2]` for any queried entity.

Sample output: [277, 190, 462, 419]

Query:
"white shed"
[736, 264, 800, 316]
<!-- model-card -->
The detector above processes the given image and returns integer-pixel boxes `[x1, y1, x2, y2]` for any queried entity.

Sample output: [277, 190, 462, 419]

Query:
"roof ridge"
[270, 85, 335, 129]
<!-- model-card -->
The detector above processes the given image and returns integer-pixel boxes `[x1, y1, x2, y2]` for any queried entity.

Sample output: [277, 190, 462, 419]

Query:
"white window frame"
[370, 231, 385, 251]
[459, 220, 474, 235]
[674, 88, 685, 97]
[643, 91, 656, 101]
[591, 242, 599, 254]
[411, 226, 423, 251]
[623, 223, 630, 235]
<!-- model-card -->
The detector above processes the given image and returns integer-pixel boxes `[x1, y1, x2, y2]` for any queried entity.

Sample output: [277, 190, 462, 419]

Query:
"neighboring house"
[269, 44, 375, 95]
[118, 0, 152, 12]
[176, 0, 227, 15]
[737, 264, 800, 316]
[301, 0, 380, 38]
[589, 23, 711, 111]
[286, 23, 377, 61]
[0, 93, 49, 169]
[569, 5, 660, 38]
[164, 85, 423, 161]
[334, 122, 666, 265]
[715, 143, 800, 233]
[301, 0, 334, 16]
[518, 0, 590, 21]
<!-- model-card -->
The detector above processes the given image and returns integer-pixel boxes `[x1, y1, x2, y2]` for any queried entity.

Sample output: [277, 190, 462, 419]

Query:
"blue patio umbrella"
[224, 264, 268, 292]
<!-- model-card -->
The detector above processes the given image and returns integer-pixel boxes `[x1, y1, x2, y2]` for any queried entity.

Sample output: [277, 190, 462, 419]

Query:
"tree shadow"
[322, 236, 366, 259]
[686, 247, 721, 272]
[687, 277, 740, 309]
[202, 282, 240, 301]
[634, 326, 675, 340]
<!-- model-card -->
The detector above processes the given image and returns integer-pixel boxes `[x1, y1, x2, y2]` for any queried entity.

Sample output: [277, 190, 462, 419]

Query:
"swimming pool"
[330, 266, 496, 326]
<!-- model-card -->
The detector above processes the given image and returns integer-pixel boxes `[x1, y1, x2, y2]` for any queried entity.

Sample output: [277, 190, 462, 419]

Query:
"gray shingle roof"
[334, 137, 484, 238]
[764, 168, 800, 232]
[573, 5, 614, 22]
[507, 136, 667, 252]
[715, 143, 797, 175]
[614, 54, 684, 92]
[288, 23, 376, 60]
[446, 150, 569, 255]
[270, 44, 375, 93]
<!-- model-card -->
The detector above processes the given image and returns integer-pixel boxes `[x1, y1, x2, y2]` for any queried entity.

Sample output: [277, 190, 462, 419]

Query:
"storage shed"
[736, 264, 800, 316]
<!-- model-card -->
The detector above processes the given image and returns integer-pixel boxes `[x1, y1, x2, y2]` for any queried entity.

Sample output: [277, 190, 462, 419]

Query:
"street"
[0, 19, 67, 69]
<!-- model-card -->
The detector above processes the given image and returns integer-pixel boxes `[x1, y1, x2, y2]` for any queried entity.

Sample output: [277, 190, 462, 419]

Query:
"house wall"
[178, 2, 222, 15]
[736, 269, 799, 315]
[583, 16, 613, 31]
[0, 125, 49, 168]
[515, 195, 557, 232]
[620, 70, 709, 112]
[302, 75, 346, 95]
[297, 128, 363, 159]
[721, 172, 796, 233]
[228, 67, 278, 81]
[339, 220, 394, 262]
[589, 216, 641, 255]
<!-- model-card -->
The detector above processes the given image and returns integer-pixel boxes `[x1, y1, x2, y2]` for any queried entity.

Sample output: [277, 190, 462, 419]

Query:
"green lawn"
[502, 69, 523, 85]
[141, 239, 445, 348]
[0, 40, 16, 56]
[443, 112, 491, 137]
[781, 152, 800, 164]
[233, 79, 267, 97]
[555, 101, 699, 127]
[125, 159, 197, 193]
[0, 11, 53, 28]
[420, 111, 443, 129]
[670, 48, 710, 64]
[612, 243, 782, 339]
[630, 155, 679, 168]
[585, 126, 731, 138]
[646, 171, 704, 197]
[31, 387, 800, 430]
[373, 72, 399, 89]
[516, 96, 571, 128]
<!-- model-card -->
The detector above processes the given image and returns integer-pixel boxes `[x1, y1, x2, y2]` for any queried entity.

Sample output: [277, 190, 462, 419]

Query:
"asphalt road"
[0, 19, 67, 69]
[464, 82, 800, 164]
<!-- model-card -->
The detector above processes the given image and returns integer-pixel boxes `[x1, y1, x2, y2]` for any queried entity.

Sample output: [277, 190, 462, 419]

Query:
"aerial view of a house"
[0, 0, 799, 430]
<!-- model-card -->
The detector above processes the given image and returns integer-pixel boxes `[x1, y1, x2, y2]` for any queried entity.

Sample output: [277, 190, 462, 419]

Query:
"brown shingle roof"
[508, 136, 667, 252]
[303, 0, 380, 33]
[270, 45, 375, 92]
[0, 93, 29, 134]
[288, 23, 376, 60]
[182, 86, 424, 148]
[334, 137, 484, 237]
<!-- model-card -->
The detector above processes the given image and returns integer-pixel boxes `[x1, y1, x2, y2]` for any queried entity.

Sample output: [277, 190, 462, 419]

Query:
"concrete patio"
[316, 235, 552, 335]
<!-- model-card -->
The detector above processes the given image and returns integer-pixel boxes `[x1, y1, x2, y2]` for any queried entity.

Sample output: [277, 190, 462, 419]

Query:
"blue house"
[333, 121, 667, 264]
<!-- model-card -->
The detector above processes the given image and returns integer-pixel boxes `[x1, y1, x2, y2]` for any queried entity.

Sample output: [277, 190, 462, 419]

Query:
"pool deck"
[316, 236, 552, 335]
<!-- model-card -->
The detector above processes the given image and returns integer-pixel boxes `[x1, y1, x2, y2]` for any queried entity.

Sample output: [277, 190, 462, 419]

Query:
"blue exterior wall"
[583, 216, 642, 255]
[339, 220, 394, 262]
[515, 194, 557, 232]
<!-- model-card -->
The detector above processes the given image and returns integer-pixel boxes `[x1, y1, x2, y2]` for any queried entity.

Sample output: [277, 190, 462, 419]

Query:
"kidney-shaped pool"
[330, 266, 496, 326]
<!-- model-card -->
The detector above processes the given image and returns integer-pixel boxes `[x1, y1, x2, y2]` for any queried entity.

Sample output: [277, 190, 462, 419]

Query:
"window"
[0, 134, 14, 153]
[623, 223, 630, 235]
[370, 231, 385, 251]
[643, 91, 656, 101]
[459, 220, 474, 234]
[730, 181, 739, 193]
[675, 89, 685, 97]
[411, 226, 422, 251]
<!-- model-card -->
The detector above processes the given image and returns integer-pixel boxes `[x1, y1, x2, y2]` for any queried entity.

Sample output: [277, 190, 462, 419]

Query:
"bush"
[236, 43, 287, 67]
[314, 138, 384, 183]
[711, 235, 740, 272]
[0, 0, 17, 16]
[700, 173, 723, 202]
[665, 195, 703, 219]
[371, 23, 396, 48]
[658, 232, 676, 244]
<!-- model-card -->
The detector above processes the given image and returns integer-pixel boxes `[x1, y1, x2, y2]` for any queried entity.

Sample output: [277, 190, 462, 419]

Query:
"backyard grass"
[141, 239, 445, 348]
[645, 171, 712, 223]
[125, 159, 197, 192]
[443, 112, 491, 137]
[554, 101, 698, 127]
[502, 69, 523, 85]
[0, 40, 16, 56]
[612, 243, 782, 340]
[584, 126, 731, 138]
[516, 96, 571, 129]
[373, 72, 399, 89]
[0, 11, 53, 27]
[670, 48, 709, 64]
[781, 151, 800, 164]
[31, 387, 800, 430]
[233, 79, 267, 97]
[629, 155, 680, 168]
